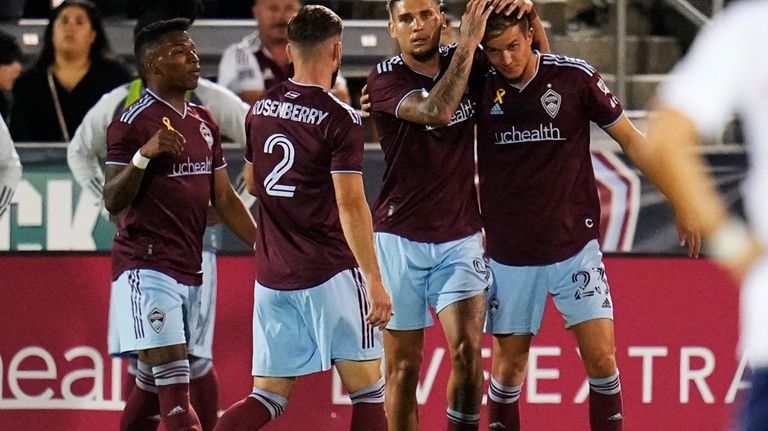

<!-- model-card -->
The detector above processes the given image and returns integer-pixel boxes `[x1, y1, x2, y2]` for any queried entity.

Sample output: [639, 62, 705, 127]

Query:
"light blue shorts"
[251, 268, 383, 377]
[190, 250, 216, 359]
[108, 269, 202, 356]
[485, 239, 614, 335]
[375, 231, 491, 331]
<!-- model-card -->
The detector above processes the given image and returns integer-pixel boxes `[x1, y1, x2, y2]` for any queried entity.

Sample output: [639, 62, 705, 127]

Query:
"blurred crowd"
[0, 0, 374, 143]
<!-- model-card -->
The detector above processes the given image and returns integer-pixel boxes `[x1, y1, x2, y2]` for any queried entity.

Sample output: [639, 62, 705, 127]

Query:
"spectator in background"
[0, 112, 21, 218]
[0, 31, 23, 122]
[217, 0, 350, 105]
[10, 0, 131, 142]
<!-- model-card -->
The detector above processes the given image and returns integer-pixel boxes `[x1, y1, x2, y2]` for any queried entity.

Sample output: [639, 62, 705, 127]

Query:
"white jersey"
[218, 31, 347, 96]
[0, 113, 21, 217]
[659, 0, 768, 245]
[218, 32, 271, 95]
[67, 78, 249, 200]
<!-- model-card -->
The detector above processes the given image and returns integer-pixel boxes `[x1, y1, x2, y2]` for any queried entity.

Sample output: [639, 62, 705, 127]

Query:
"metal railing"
[613, 0, 721, 104]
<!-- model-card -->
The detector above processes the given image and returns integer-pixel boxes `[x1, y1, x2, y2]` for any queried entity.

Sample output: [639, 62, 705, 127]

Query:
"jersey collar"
[146, 88, 188, 118]
[288, 78, 327, 92]
[507, 51, 541, 92]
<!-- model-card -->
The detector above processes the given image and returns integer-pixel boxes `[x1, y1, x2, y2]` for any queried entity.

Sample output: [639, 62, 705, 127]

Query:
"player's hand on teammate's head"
[365, 280, 393, 330]
[460, 0, 497, 47]
[359, 85, 372, 118]
[494, 0, 535, 18]
[142, 128, 186, 159]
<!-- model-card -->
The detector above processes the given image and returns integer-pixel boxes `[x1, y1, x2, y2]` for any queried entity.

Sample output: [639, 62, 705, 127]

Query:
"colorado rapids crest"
[541, 85, 562, 119]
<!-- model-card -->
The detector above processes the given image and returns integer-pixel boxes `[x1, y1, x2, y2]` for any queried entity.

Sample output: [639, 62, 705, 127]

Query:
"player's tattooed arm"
[103, 128, 184, 214]
[396, 0, 494, 126]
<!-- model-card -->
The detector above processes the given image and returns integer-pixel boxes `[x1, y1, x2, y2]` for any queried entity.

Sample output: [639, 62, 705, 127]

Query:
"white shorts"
[108, 268, 202, 356]
[251, 268, 384, 377]
[742, 255, 768, 368]
[375, 232, 491, 330]
[485, 239, 614, 335]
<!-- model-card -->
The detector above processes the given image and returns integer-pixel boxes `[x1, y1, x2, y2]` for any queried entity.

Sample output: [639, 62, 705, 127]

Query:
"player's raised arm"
[212, 167, 257, 247]
[333, 172, 392, 329]
[396, 0, 493, 125]
[103, 127, 184, 214]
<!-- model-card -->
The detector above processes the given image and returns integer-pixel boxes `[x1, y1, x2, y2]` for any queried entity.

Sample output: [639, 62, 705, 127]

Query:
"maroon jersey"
[366, 45, 484, 243]
[245, 79, 362, 290]
[477, 53, 624, 265]
[106, 91, 226, 285]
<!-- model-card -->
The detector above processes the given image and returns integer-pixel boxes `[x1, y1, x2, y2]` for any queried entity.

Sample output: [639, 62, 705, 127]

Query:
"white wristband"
[707, 218, 751, 262]
[132, 150, 150, 170]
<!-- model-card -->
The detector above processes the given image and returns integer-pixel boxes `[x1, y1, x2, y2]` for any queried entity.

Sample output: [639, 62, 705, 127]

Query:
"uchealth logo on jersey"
[541, 86, 561, 119]
[199, 122, 214, 149]
[148, 308, 166, 334]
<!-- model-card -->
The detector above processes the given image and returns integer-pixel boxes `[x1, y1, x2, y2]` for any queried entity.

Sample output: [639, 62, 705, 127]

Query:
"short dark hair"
[133, 18, 192, 74]
[0, 31, 22, 66]
[387, 0, 443, 16]
[483, 12, 530, 44]
[287, 5, 342, 50]
[36, 0, 112, 69]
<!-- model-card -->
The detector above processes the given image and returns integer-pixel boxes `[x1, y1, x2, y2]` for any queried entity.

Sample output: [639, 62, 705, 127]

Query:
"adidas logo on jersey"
[167, 405, 186, 416]
[602, 298, 612, 309]
[607, 412, 623, 421]
[490, 103, 504, 115]
[489, 422, 507, 429]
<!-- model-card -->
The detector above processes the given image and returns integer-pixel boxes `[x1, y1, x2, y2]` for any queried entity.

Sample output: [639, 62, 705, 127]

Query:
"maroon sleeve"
[585, 70, 624, 128]
[367, 63, 422, 119]
[106, 119, 144, 164]
[329, 108, 364, 173]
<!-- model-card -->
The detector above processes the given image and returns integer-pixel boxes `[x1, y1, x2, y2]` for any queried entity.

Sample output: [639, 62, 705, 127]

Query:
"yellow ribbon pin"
[494, 88, 506, 104]
[162, 117, 177, 132]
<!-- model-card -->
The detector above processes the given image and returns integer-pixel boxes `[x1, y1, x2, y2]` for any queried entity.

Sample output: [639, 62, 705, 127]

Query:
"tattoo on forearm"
[413, 45, 474, 123]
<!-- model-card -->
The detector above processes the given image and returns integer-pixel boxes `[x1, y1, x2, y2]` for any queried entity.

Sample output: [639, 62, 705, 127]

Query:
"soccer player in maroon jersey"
[103, 19, 256, 431]
[365, 0, 539, 430]
[213, 6, 392, 431]
[475, 13, 698, 431]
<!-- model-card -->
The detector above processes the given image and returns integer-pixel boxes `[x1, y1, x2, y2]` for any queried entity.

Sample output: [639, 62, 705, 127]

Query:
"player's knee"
[583, 350, 617, 378]
[386, 354, 423, 388]
[449, 338, 483, 375]
[495, 355, 528, 383]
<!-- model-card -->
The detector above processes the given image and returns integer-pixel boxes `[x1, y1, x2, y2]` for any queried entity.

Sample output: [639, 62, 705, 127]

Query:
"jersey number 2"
[263, 134, 296, 198]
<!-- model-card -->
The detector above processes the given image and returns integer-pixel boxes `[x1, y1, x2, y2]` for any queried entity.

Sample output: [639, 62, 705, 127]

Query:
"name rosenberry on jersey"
[251, 98, 330, 126]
